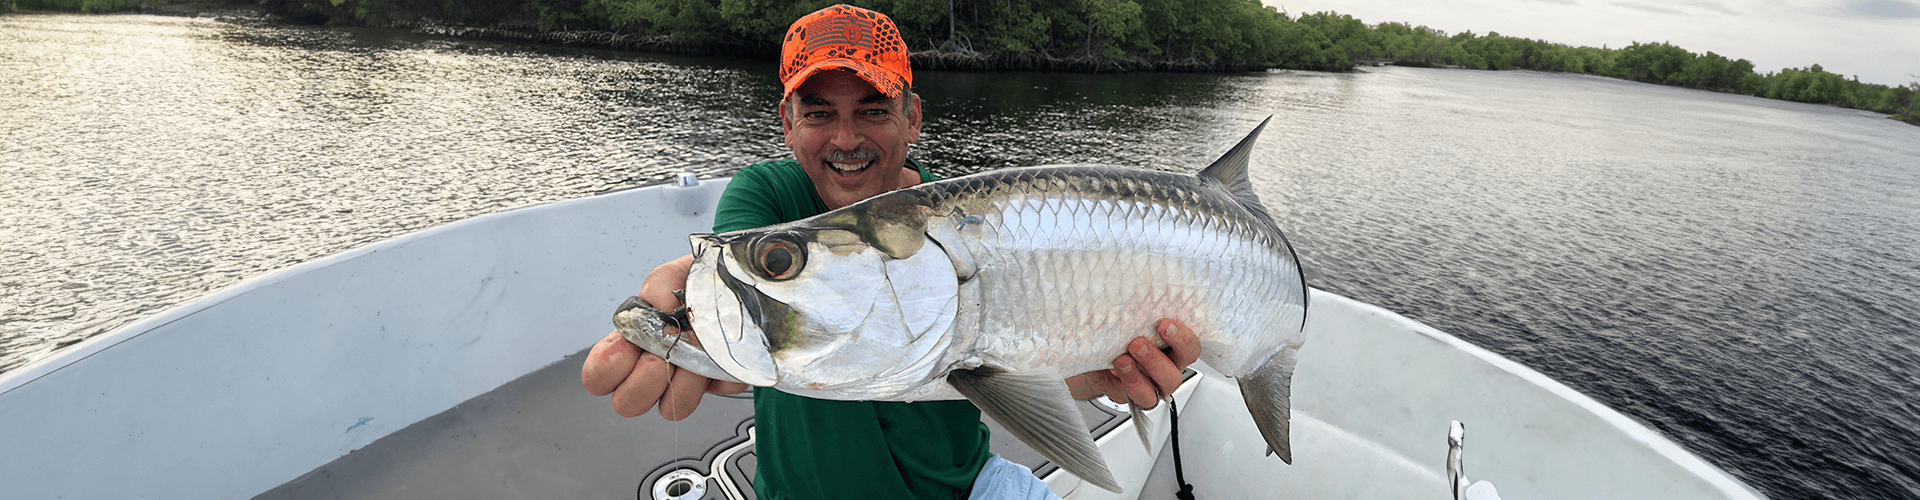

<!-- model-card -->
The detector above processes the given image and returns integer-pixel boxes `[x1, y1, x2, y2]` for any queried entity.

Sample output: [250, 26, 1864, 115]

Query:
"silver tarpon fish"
[614, 118, 1306, 492]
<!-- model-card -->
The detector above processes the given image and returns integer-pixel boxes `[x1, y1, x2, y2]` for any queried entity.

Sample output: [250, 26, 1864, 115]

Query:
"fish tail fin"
[1196, 116, 1274, 221]
[1237, 345, 1299, 464]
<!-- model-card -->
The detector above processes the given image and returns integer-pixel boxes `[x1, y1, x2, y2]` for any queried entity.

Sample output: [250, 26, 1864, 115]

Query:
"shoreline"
[9, 3, 1914, 125]
[7, 2, 1283, 73]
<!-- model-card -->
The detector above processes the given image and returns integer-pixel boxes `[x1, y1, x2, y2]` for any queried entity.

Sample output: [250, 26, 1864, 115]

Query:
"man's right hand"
[582, 255, 749, 420]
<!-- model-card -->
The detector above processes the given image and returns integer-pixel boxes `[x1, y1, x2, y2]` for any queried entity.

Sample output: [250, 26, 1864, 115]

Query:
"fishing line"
[672, 372, 683, 460]
[1169, 397, 1195, 500]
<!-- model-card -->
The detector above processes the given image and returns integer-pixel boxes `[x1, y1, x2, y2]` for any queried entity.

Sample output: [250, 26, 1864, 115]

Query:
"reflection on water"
[1, 14, 785, 368]
[4, 13, 1919, 499]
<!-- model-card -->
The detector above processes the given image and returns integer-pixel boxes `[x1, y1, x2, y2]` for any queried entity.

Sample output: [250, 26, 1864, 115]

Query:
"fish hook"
[659, 290, 693, 361]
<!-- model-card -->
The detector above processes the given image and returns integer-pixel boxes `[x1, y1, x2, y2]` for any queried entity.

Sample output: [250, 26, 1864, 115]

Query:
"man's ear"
[777, 98, 795, 147]
[906, 93, 923, 144]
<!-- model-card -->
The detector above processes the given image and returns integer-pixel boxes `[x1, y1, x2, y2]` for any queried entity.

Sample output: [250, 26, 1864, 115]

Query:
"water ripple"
[4, 12, 1919, 499]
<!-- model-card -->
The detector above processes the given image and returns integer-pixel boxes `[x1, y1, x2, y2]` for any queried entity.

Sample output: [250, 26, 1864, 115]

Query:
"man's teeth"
[831, 160, 872, 172]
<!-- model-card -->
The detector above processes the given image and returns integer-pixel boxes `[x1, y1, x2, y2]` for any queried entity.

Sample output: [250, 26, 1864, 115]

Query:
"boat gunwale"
[0, 178, 708, 396]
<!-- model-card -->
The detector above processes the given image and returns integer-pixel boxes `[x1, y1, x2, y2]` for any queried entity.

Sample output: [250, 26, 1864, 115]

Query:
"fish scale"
[969, 189, 1242, 369]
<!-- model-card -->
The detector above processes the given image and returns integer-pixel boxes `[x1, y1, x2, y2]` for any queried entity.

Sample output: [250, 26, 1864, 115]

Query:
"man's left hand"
[1068, 318, 1202, 409]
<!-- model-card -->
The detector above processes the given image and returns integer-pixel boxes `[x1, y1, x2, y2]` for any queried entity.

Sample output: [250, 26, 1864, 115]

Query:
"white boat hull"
[0, 177, 1764, 499]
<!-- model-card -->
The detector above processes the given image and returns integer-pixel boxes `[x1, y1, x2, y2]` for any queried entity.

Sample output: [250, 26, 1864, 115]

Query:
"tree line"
[562, 0, 1918, 124]
[10, 0, 1917, 124]
[1330, 17, 1917, 121]
[11, 0, 137, 11]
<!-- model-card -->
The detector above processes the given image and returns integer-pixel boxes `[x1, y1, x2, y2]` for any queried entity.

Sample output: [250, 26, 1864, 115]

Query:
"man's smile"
[829, 159, 874, 176]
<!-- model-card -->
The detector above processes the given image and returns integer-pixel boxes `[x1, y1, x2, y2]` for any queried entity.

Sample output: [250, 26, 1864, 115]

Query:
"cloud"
[1614, 2, 1689, 14]
[1678, 0, 1740, 15]
[1845, 0, 1920, 18]
[1612, 0, 1740, 15]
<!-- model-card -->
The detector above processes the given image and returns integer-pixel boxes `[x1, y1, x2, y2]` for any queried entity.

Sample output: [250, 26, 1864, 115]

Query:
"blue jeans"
[967, 454, 1062, 500]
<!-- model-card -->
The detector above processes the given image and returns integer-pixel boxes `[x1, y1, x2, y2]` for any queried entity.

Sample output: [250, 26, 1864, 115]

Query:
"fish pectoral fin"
[1129, 404, 1154, 451]
[948, 367, 1121, 493]
[1238, 346, 1299, 465]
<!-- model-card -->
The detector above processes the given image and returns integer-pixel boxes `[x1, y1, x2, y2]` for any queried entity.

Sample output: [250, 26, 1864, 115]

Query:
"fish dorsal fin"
[1197, 116, 1274, 222]
[948, 367, 1122, 493]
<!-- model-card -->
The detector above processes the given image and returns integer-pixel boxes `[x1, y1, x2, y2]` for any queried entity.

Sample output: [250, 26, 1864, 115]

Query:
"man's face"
[780, 70, 922, 210]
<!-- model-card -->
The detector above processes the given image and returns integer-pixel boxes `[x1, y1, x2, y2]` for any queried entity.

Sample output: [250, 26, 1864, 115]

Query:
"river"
[3, 12, 1917, 499]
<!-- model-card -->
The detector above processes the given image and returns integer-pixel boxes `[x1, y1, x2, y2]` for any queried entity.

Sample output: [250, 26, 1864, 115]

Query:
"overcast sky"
[1264, 0, 1920, 86]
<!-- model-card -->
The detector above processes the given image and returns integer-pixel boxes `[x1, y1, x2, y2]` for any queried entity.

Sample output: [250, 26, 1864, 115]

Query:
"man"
[581, 5, 1200, 499]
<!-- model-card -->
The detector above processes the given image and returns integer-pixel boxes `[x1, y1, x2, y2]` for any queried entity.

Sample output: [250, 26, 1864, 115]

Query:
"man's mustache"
[824, 149, 879, 162]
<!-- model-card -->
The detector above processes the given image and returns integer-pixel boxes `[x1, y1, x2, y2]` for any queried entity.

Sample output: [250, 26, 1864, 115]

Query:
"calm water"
[4, 13, 1918, 499]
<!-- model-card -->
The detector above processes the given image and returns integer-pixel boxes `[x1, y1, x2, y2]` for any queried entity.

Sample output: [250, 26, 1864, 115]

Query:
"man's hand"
[582, 255, 749, 420]
[1068, 319, 1202, 409]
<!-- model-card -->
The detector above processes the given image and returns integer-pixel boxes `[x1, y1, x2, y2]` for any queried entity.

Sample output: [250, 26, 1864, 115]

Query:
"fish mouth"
[611, 296, 743, 384]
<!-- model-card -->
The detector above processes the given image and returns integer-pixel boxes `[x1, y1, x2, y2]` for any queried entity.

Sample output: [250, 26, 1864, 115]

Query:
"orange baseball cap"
[779, 4, 912, 100]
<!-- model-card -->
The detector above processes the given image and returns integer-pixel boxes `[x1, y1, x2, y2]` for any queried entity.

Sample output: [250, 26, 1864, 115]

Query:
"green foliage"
[1667, 52, 1751, 92]
[1080, 0, 1142, 58]
[13, 0, 135, 11]
[1895, 83, 1920, 125]
[12, 0, 1904, 123]
[583, 0, 726, 38]
[338, 0, 1920, 123]
[1292, 20, 1912, 123]
[541, 4, 583, 27]
[1296, 12, 1373, 67]
[981, 4, 1052, 53]
[1371, 22, 1452, 67]
[559, 0, 1355, 69]
[1750, 65, 1882, 108]
[1617, 41, 1689, 81]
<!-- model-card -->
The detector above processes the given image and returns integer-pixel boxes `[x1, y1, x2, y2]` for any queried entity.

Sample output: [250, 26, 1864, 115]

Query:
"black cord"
[1170, 398, 1195, 500]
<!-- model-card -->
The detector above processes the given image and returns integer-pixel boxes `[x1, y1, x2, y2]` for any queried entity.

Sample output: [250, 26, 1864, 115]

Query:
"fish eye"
[754, 234, 805, 281]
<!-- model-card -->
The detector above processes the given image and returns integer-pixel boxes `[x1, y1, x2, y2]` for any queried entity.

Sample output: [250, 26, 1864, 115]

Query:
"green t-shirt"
[713, 159, 992, 500]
